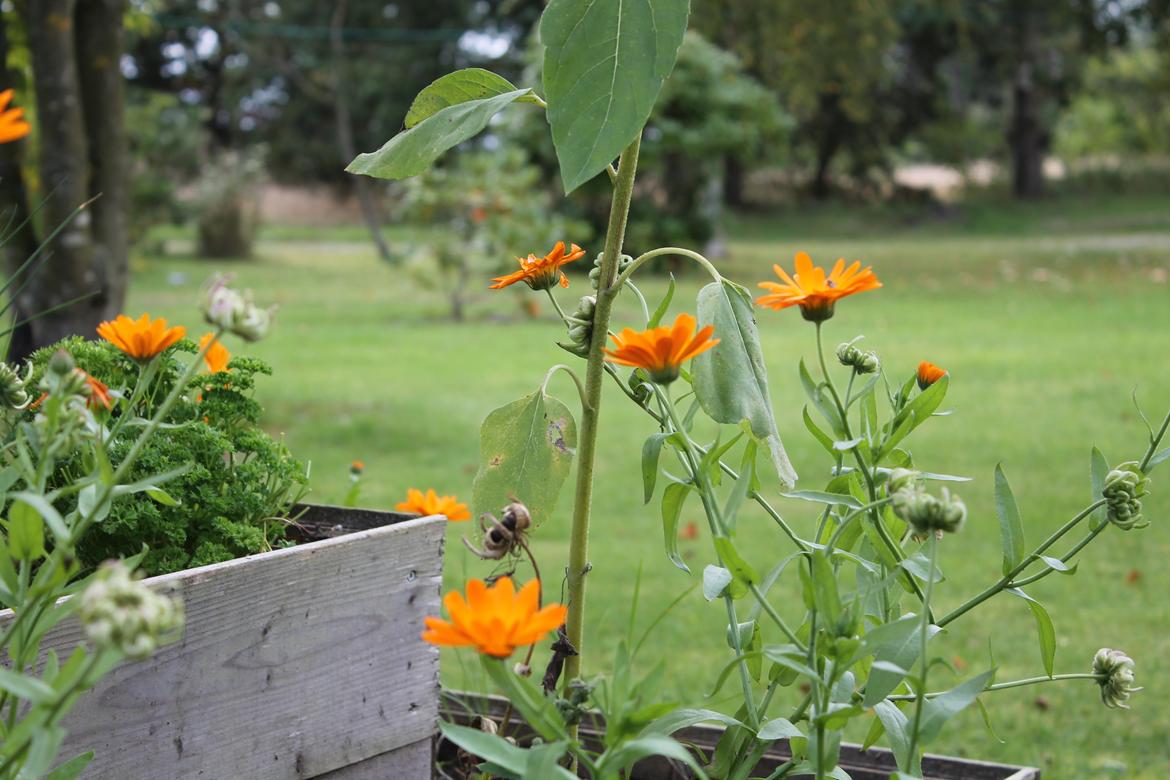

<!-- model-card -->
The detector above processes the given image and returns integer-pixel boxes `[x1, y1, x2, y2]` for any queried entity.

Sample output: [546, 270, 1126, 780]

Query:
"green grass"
[130, 193, 1170, 778]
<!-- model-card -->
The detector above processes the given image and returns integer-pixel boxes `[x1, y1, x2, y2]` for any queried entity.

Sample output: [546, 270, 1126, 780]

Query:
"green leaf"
[783, 490, 863, 509]
[0, 667, 56, 704]
[1038, 555, 1076, 575]
[692, 280, 797, 487]
[721, 439, 757, 532]
[993, 464, 1026, 575]
[439, 722, 529, 776]
[1007, 588, 1056, 677]
[404, 68, 537, 128]
[647, 274, 676, 328]
[756, 717, 803, 741]
[761, 646, 819, 680]
[661, 482, 692, 573]
[641, 432, 672, 504]
[803, 406, 837, 456]
[1148, 446, 1170, 472]
[702, 565, 733, 601]
[597, 734, 709, 779]
[522, 740, 573, 780]
[45, 753, 93, 780]
[472, 389, 577, 523]
[1090, 447, 1110, 529]
[480, 658, 568, 742]
[714, 537, 760, 590]
[873, 700, 912, 772]
[863, 615, 941, 707]
[643, 708, 743, 737]
[917, 670, 996, 745]
[7, 499, 45, 559]
[347, 89, 531, 180]
[540, 0, 689, 192]
[800, 550, 839, 627]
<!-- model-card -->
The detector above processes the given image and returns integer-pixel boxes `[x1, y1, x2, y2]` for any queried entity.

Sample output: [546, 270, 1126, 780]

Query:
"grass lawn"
[130, 192, 1170, 778]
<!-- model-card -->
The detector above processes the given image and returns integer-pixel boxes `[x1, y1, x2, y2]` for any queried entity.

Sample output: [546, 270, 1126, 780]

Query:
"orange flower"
[97, 314, 186, 360]
[199, 332, 231, 373]
[0, 90, 30, 144]
[81, 371, 113, 411]
[603, 312, 719, 385]
[489, 241, 586, 291]
[421, 577, 567, 658]
[757, 252, 882, 322]
[917, 361, 947, 390]
[395, 487, 471, 521]
[350, 460, 365, 474]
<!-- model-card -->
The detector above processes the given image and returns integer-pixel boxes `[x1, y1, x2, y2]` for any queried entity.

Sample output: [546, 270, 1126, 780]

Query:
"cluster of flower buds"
[200, 275, 275, 342]
[891, 476, 967, 536]
[836, 339, 881, 375]
[0, 361, 32, 410]
[557, 295, 596, 358]
[79, 561, 184, 660]
[588, 252, 632, 291]
[555, 678, 592, 727]
[28, 351, 98, 454]
[1092, 648, 1140, 709]
[1102, 462, 1150, 531]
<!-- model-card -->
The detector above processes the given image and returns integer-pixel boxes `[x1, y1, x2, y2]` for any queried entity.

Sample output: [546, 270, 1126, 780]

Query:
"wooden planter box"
[12, 504, 447, 779]
[438, 693, 1041, 780]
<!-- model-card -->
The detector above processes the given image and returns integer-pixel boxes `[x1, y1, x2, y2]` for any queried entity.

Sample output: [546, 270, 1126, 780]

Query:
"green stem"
[540, 364, 590, 413]
[561, 137, 641, 697]
[905, 533, 938, 768]
[749, 583, 804, 649]
[545, 288, 574, 326]
[888, 673, 1103, 701]
[612, 246, 721, 291]
[1140, 409, 1170, 471]
[937, 498, 1107, 627]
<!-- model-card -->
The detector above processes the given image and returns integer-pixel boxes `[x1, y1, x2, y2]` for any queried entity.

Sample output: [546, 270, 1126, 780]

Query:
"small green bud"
[48, 349, 75, 377]
[886, 468, 920, 494]
[1092, 648, 1140, 709]
[79, 561, 184, 659]
[0, 362, 32, 410]
[1103, 462, 1149, 531]
[836, 341, 881, 375]
[892, 485, 966, 535]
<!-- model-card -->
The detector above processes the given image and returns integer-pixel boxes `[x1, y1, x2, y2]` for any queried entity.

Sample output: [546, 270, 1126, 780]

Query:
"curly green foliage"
[28, 337, 308, 576]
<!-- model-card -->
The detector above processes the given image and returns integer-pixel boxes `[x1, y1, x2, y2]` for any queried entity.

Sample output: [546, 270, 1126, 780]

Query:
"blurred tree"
[0, 0, 130, 359]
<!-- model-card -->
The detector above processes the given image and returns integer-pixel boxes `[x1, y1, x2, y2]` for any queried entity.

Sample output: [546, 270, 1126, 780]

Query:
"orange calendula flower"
[422, 577, 567, 658]
[199, 332, 231, 373]
[603, 312, 719, 385]
[0, 90, 31, 144]
[81, 371, 113, 411]
[489, 241, 586, 291]
[97, 314, 186, 360]
[757, 252, 882, 322]
[917, 361, 947, 390]
[396, 487, 471, 521]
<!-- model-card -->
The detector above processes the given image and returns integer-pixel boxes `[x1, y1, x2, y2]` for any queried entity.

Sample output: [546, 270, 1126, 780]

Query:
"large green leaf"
[661, 482, 692, 573]
[1007, 588, 1056, 677]
[692, 280, 797, 487]
[404, 68, 537, 128]
[993, 464, 1026, 575]
[540, 0, 689, 192]
[917, 669, 996, 745]
[862, 615, 941, 707]
[346, 89, 531, 180]
[471, 389, 577, 522]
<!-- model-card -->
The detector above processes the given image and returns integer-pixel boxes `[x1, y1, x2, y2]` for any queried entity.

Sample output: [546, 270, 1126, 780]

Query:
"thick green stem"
[561, 137, 641, 694]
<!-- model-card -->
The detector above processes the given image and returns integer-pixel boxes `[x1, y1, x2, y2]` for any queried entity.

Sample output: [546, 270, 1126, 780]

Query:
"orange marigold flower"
[917, 361, 947, 390]
[757, 251, 882, 322]
[350, 460, 365, 474]
[97, 314, 186, 360]
[489, 241, 586, 291]
[0, 90, 31, 144]
[396, 487, 471, 521]
[80, 371, 113, 411]
[199, 332, 231, 373]
[603, 312, 719, 385]
[421, 577, 567, 658]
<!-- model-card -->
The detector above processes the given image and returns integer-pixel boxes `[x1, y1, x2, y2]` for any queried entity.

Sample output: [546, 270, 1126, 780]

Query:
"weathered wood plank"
[313, 738, 432, 779]
[9, 512, 446, 779]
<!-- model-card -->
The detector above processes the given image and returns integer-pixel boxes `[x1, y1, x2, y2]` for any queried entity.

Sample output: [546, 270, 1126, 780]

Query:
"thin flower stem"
[612, 246, 722, 291]
[824, 497, 894, 554]
[887, 673, 1103, 701]
[749, 583, 804, 649]
[625, 279, 651, 324]
[905, 533, 938, 768]
[814, 322, 932, 621]
[561, 137, 641, 702]
[544, 288, 575, 326]
[1140, 409, 1170, 471]
[937, 498, 1107, 627]
[540, 364, 591, 414]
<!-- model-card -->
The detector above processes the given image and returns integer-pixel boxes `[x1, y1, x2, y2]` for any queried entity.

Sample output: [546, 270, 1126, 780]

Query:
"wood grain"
[5, 511, 446, 779]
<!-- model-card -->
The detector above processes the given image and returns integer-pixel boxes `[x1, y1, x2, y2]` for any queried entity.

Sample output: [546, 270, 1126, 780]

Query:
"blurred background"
[4, 1, 1170, 777]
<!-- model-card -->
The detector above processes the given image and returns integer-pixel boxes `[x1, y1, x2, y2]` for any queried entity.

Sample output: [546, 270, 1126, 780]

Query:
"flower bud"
[79, 561, 184, 660]
[886, 468, 919, 494]
[200, 275, 276, 342]
[1092, 648, 1140, 709]
[0, 362, 32, 410]
[836, 341, 880, 375]
[892, 485, 966, 535]
[1103, 462, 1149, 531]
[47, 349, 75, 377]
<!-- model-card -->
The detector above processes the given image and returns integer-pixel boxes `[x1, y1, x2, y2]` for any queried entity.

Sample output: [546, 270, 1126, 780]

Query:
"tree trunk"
[811, 132, 840, 200]
[1008, 62, 1046, 199]
[76, 0, 130, 320]
[722, 154, 746, 209]
[23, 0, 104, 356]
[330, 0, 393, 264]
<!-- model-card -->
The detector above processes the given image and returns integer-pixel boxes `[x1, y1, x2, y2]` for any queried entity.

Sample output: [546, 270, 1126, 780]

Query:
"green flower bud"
[79, 561, 184, 660]
[836, 341, 880, 374]
[588, 253, 632, 291]
[47, 349, 75, 377]
[0, 362, 32, 410]
[1092, 648, 1140, 709]
[892, 485, 966, 535]
[1103, 462, 1149, 531]
[886, 468, 920, 494]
